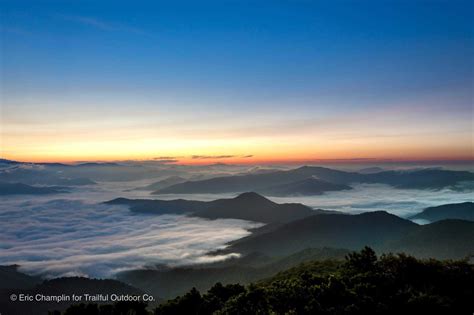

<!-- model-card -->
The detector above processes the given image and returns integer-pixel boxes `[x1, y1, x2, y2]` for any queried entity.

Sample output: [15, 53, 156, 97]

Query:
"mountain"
[0, 265, 42, 289]
[154, 166, 474, 195]
[0, 159, 69, 167]
[242, 166, 286, 175]
[106, 192, 321, 224]
[58, 163, 181, 182]
[134, 176, 186, 191]
[410, 202, 474, 222]
[155, 166, 358, 195]
[35, 162, 71, 167]
[227, 211, 474, 259]
[117, 247, 349, 299]
[0, 182, 68, 195]
[105, 197, 208, 215]
[362, 168, 474, 189]
[260, 177, 352, 196]
[194, 192, 316, 223]
[0, 161, 177, 183]
[0, 158, 23, 165]
[389, 219, 474, 259]
[75, 162, 121, 167]
[0, 167, 96, 186]
[228, 211, 418, 256]
[75, 248, 474, 315]
[358, 166, 385, 174]
[150, 248, 474, 315]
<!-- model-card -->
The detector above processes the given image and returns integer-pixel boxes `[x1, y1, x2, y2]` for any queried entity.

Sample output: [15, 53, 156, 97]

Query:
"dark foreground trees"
[59, 247, 474, 315]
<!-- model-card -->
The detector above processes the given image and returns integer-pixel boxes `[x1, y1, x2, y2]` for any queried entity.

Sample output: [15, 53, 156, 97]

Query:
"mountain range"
[132, 176, 187, 191]
[227, 210, 474, 259]
[153, 166, 474, 196]
[107, 192, 474, 260]
[0, 167, 96, 186]
[0, 182, 69, 195]
[3, 190, 474, 314]
[410, 202, 474, 222]
[117, 247, 349, 300]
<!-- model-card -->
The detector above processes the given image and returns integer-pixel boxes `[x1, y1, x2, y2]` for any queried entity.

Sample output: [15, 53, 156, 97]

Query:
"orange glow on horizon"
[4, 154, 473, 166]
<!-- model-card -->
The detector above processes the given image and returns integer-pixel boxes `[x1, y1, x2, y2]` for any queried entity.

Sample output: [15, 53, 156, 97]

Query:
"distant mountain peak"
[0, 158, 22, 165]
[410, 202, 474, 223]
[234, 192, 273, 203]
[358, 210, 408, 219]
[295, 165, 328, 171]
[75, 162, 121, 167]
[359, 210, 391, 216]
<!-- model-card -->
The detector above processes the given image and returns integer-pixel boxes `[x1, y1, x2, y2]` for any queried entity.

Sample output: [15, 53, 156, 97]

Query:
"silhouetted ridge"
[227, 210, 474, 259]
[132, 176, 187, 191]
[76, 162, 121, 167]
[0, 265, 42, 289]
[105, 192, 319, 223]
[233, 192, 275, 204]
[261, 177, 352, 196]
[0, 182, 68, 195]
[391, 219, 474, 259]
[155, 165, 473, 195]
[228, 211, 418, 256]
[0, 158, 22, 165]
[410, 202, 474, 222]
[148, 248, 474, 315]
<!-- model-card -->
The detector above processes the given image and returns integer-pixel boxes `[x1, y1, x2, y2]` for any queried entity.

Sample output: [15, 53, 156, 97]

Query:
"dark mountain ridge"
[106, 192, 320, 223]
[154, 166, 474, 195]
[228, 211, 418, 256]
[0, 265, 42, 289]
[389, 219, 474, 259]
[117, 247, 349, 300]
[0, 167, 96, 186]
[410, 202, 474, 222]
[227, 211, 474, 259]
[0, 182, 69, 195]
[133, 176, 187, 191]
[260, 177, 352, 196]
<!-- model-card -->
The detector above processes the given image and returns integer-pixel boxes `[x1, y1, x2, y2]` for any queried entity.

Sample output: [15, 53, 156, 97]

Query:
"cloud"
[0, 198, 261, 278]
[154, 156, 181, 160]
[150, 159, 179, 164]
[57, 15, 144, 34]
[191, 155, 254, 160]
[268, 183, 474, 218]
[151, 156, 181, 163]
[192, 155, 235, 160]
[1, 175, 471, 279]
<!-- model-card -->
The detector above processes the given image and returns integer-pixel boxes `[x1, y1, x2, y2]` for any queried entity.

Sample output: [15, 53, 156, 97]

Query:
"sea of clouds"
[153, 183, 474, 218]
[270, 183, 474, 217]
[1, 180, 472, 279]
[0, 194, 262, 278]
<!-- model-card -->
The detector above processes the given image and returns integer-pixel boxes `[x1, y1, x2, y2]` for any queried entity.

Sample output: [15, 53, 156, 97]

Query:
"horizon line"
[3, 156, 474, 166]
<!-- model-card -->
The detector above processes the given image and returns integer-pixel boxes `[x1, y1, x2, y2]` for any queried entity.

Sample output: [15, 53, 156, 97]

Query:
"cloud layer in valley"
[1, 170, 472, 279]
[154, 183, 474, 219]
[0, 198, 261, 278]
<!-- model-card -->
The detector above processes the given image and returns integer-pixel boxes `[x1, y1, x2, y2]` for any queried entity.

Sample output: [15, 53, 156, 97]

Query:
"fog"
[151, 183, 474, 218]
[0, 194, 262, 278]
[1, 163, 472, 279]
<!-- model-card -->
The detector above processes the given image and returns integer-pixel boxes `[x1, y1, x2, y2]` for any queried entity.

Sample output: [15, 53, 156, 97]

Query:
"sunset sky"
[1, 1, 473, 164]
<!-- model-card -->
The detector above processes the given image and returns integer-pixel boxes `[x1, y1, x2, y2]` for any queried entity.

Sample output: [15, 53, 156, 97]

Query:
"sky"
[1, 0, 473, 164]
